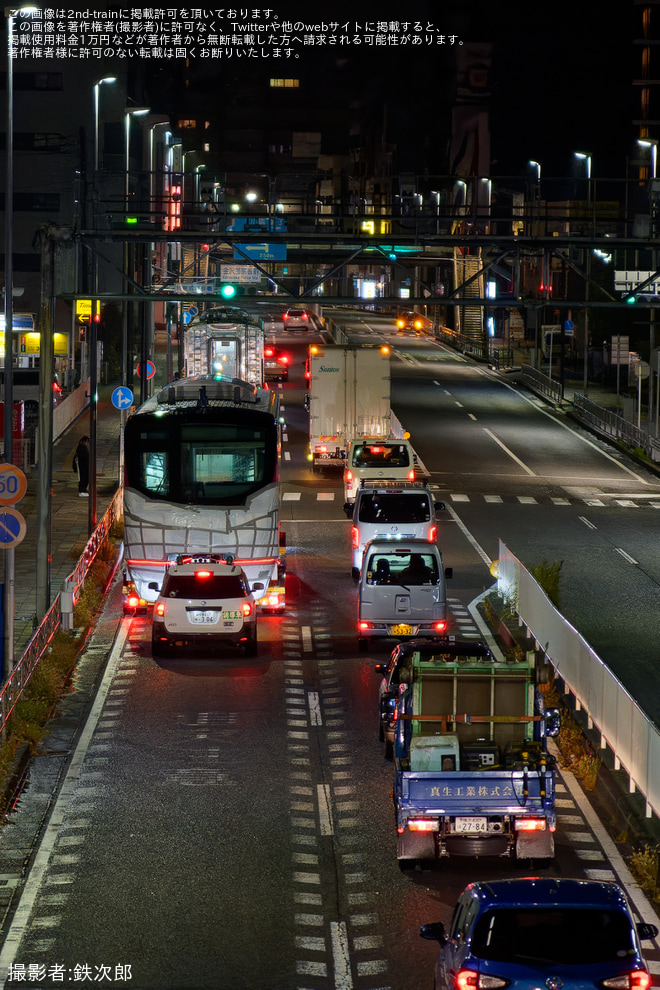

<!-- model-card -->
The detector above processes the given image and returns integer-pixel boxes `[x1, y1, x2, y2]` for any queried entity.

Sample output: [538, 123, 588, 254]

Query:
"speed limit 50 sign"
[0, 464, 27, 505]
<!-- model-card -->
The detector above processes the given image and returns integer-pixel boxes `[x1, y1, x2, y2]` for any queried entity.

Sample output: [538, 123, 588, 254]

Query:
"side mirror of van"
[434, 501, 446, 512]
[148, 582, 161, 592]
[343, 502, 353, 518]
[445, 567, 453, 580]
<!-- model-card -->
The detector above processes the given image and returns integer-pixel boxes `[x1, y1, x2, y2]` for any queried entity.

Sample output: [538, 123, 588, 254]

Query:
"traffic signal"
[219, 283, 244, 300]
[78, 312, 91, 342]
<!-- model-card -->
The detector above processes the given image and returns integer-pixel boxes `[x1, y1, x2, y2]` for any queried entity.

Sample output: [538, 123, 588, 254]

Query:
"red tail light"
[407, 469, 415, 481]
[242, 602, 253, 617]
[455, 970, 510, 990]
[195, 570, 212, 579]
[428, 526, 437, 542]
[351, 526, 359, 549]
[265, 346, 275, 357]
[155, 602, 165, 617]
[127, 595, 140, 609]
[358, 621, 369, 631]
[515, 818, 546, 831]
[345, 469, 353, 483]
[603, 973, 652, 990]
[280, 355, 289, 364]
[434, 620, 447, 633]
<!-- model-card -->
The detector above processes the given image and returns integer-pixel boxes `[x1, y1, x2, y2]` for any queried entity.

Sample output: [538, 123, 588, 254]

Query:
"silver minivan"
[345, 481, 445, 581]
[357, 539, 452, 652]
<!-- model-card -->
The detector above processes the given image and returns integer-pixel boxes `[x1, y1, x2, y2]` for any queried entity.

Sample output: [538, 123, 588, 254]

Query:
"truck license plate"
[455, 817, 487, 833]
[391, 624, 413, 636]
[190, 610, 218, 624]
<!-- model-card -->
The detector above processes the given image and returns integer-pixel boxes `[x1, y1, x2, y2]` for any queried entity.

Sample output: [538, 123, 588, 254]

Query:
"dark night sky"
[256, 2, 637, 181]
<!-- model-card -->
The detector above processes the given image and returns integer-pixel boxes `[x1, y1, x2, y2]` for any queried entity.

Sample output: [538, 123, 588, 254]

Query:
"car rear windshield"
[365, 551, 438, 586]
[163, 574, 247, 598]
[351, 444, 410, 468]
[472, 908, 634, 965]
[358, 493, 430, 523]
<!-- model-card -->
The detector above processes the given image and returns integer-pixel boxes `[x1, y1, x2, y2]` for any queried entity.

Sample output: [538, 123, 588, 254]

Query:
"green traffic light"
[220, 284, 237, 299]
[626, 295, 637, 305]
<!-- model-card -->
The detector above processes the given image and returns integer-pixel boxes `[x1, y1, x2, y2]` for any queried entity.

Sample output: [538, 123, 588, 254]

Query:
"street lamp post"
[3, 6, 38, 683]
[93, 75, 116, 172]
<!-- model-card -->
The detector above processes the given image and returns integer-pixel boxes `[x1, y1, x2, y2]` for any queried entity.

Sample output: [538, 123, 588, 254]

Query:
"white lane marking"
[317, 784, 333, 836]
[0, 620, 130, 985]
[445, 504, 492, 568]
[301, 626, 313, 651]
[331, 921, 353, 990]
[615, 547, 638, 565]
[483, 428, 536, 476]
[308, 692, 322, 725]
[579, 516, 597, 530]
[317, 493, 335, 501]
[284, 451, 291, 460]
[468, 413, 477, 421]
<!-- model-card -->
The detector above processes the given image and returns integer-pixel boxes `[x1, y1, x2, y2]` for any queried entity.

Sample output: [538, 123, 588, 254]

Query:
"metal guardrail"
[497, 541, 660, 820]
[0, 489, 123, 735]
[518, 363, 564, 404]
[572, 392, 660, 462]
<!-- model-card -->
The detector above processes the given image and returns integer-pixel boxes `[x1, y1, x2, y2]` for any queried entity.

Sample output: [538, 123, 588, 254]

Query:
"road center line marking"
[615, 547, 638, 565]
[301, 626, 313, 651]
[330, 921, 352, 989]
[483, 428, 536, 476]
[308, 692, 322, 725]
[317, 784, 333, 836]
[579, 516, 597, 530]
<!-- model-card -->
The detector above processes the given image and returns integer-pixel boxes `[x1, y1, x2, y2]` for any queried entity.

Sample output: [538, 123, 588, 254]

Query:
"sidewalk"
[0, 385, 122, 659]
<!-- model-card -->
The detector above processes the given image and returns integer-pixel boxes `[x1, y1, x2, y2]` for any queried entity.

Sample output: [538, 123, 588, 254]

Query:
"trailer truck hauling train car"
[389, 642, 561, 866]
[122, 375, 285, 615]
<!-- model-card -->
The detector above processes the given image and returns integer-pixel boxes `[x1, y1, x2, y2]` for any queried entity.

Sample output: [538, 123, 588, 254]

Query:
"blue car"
[420, 877, 658, 990]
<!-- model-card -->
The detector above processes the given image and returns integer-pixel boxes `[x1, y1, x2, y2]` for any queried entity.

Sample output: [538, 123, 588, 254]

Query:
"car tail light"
[407, 469, 415, 481]
[351, 526, 359, 549]
[407, 819, 437, 832]
[455, 971, 510, 990]
[280, 355, 289, 364]
[242, 602, 253, 617]
[127, 595, 140, 609]
[195, 569, 212, 579]
[318, 445, 327, 453]
[155, 602, 165, 617]
[265, 347, 275, 357]
[282, 313, 289, 321]
[514, 817, 546, 831]
[428, 526, 437, 542]
[603, 975, 652, 990]
[358, 621, 370, 631]
[345, 469, 353, 483]
[434, 621, 447, 633]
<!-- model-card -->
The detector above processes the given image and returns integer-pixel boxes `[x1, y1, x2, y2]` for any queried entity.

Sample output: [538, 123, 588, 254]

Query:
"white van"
[357, 539, 452, 651]
[343, 437, 417, 503]
[345, 481, 445, 581]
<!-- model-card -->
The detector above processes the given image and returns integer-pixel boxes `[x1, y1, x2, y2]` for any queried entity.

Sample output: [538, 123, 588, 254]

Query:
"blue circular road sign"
[111, 386, 134, 410]
[0, 507, 26, 548]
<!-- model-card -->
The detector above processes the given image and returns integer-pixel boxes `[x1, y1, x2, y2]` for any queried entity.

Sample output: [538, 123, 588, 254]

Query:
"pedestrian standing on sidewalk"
[73, 435, 90, 497]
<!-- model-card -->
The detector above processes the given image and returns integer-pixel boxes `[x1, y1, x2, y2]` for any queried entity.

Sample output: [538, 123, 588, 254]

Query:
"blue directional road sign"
[111, 386, 134, 410]
[0, 508, 26, 549]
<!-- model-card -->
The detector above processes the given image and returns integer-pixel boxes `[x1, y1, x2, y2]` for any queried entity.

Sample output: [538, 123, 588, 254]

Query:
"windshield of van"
[471, 908, 634, 965]
[365, 551, 438, 586]
[351, 444, 410, 468]
[358, 493, 430, 524]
